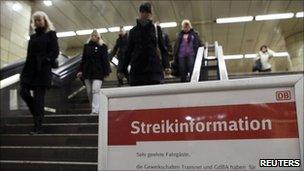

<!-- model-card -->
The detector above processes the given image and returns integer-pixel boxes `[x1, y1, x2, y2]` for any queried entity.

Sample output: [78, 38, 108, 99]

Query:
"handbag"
[252, 58, 262, 72]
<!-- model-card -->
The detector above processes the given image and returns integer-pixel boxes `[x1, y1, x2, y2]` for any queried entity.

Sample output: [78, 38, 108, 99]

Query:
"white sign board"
[98, 75, 303, 171]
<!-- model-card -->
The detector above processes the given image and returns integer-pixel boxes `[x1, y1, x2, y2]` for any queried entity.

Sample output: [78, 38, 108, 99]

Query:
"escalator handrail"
[52, 55, 81, 77]
[0, 60, 25, 80]
[190, 46, 206, 82]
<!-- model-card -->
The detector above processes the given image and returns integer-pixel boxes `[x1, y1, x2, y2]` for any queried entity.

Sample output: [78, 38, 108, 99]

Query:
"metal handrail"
[190, 41, 229, 82]
[190, 46, 205, 83]
[216, 44, 229, 80]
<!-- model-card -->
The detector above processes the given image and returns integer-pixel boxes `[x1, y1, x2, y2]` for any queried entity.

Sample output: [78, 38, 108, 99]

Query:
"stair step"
[0, 123, 98, 134]
[0, 146, 97, 162]
[202, 65, 218, 69]
[3, 114, 98, 124]
[69, 103, 91, 108]
[0, 134, 97, 146]
[204, 58, 218, 61]
[0, 160, 97, 171]
[66, 109, 91, 114]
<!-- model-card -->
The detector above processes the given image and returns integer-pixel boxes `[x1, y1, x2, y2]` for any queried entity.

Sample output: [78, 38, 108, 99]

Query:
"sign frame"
[98, 74, 303, 171]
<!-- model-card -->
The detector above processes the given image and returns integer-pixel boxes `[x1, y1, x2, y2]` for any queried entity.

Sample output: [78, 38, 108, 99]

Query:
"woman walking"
[20, 11, 59, 134]
[77, 30, 110, 115]
[173, 20, 202, 82]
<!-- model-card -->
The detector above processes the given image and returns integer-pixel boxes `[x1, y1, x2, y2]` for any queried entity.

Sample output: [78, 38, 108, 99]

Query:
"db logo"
[276, 91, 291, 101]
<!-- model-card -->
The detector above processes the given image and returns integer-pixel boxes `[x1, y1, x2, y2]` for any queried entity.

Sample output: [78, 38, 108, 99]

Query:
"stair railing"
[190, 43, 207, 83]
[215, 42, 229, 80]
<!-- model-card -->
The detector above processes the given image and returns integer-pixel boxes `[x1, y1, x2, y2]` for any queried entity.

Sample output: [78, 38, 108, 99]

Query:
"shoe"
[29, 127, 43, 135]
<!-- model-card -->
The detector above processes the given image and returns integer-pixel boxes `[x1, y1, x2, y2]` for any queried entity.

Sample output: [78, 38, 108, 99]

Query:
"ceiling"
[31, 0, 304, 55]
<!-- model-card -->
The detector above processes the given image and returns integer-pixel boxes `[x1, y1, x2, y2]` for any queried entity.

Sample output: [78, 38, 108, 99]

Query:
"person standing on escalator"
[20, 11, 59, 134]
[77, 30, 111, 115]
[173, 20, 202, 82]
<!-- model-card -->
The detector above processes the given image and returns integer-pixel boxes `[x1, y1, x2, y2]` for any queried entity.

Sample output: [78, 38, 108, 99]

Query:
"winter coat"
[119, 19, 170, 84]
[20, 28, 59, 88]
[173, 29, 202, 63]
[163, 32, 172, 53]
[110, 33, 128, 72]
[255, 49, 275, 70]
[79, 41, 110, 81]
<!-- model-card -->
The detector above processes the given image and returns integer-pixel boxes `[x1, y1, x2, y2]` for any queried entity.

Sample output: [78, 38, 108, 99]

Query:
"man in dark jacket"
[173, 20, 202, 82]
[110, 26, 129, 86]
[118, 2, 171, 86]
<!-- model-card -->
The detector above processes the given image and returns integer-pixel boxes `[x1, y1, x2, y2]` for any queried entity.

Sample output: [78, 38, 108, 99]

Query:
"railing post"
[217, 46, 229, 80]
[190, 44, 206, 83]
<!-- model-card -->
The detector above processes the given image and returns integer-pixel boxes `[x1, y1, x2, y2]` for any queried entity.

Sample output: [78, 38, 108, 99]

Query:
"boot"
[30, 118, 43, 135]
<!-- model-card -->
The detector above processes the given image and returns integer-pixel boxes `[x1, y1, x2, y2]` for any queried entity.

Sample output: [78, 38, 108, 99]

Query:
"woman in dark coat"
[20, 11, 59, 134]
[173, 19, 202, 82]
[77, 30, 110, 115]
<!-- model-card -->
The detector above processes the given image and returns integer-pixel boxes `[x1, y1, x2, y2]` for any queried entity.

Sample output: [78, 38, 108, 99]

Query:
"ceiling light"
[12, 2, 22, 11]
[244, 54, 257, 58]
[216, 16, 253, 24]
[43, 1, 52, 6]
[273, 52, 289, 57]
[223, 54, 243, 59]
[56, 31, 76, 38]
[296, 12, 304, 18]
[76, 29, 93, 35]
[255, 13, 294, 21]
[123, 25, 133, 31]
[97, 28, 108, 33]
[108, 27, 120, 32]
[159, 22, 177, 28]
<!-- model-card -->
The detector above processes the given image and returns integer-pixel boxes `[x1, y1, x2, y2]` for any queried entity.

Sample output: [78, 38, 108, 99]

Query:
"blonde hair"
[181, 19, 192, 29]
[87, 30, 105, 45]
[31, 11, 55, 32]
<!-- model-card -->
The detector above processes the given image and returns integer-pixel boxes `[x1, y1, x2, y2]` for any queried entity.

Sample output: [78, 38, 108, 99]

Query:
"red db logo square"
[276, 91, 291, 101]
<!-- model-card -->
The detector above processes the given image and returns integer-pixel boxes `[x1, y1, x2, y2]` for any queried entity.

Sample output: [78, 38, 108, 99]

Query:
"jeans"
[178, 56, 195, 82]
[19, 84, 46, 130]
[84, 79, 102, 114]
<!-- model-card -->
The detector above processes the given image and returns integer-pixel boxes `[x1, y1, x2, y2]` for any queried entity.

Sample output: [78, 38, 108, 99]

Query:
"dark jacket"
[20, 28, 59, 88]
[110, 33, 128, 71]
[163, 32, 172, 54]
[173, 29, 202, 63]
[79, 41, 110, 81]
[120, 19, 170, 84]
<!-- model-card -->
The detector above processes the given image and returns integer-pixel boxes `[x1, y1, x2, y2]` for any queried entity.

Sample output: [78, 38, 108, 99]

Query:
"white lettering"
[130, 117, 273, 134]
[131, 121, 140, 134]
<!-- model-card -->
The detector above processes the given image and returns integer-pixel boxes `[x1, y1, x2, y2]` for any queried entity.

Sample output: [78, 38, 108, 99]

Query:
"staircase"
[0, 101, 98, 171]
